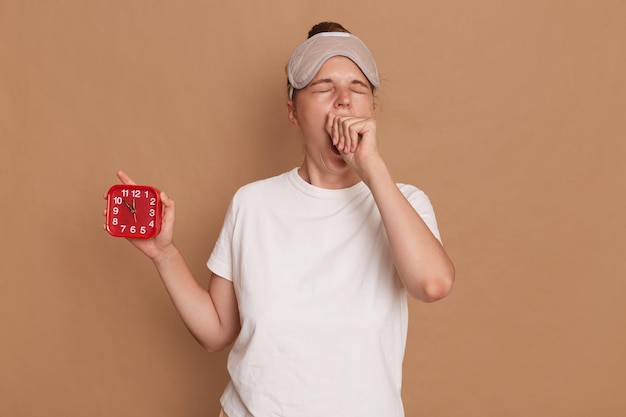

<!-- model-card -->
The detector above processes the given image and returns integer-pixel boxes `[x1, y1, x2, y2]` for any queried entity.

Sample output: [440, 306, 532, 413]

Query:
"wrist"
[359, 156, 391, 188]
[152, 243, 179, 265]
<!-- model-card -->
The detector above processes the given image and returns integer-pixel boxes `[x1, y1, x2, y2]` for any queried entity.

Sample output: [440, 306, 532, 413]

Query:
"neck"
[298, 160, 361, 189]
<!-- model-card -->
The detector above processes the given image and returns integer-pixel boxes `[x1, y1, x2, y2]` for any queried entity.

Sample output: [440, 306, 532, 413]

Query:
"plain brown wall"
[1, 1, 625, 416]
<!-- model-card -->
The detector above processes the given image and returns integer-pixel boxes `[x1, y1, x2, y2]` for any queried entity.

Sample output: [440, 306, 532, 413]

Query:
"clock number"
[107, 185, 160, 238]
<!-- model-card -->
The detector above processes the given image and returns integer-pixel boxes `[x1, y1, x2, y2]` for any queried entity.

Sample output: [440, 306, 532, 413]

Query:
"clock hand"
[132, 199, 137, 223]
[122, 199, 136, 214]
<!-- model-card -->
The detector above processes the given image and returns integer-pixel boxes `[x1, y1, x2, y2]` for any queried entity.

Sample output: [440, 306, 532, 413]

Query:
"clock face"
[106, 185, 162, 239]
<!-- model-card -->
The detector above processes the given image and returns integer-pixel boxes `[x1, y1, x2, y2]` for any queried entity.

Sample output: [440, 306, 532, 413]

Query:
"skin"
[287, 57, 376, 188]
[104, 171, 240, 352]
[289, 56, 455, 300]
[104, 56, 455, 352]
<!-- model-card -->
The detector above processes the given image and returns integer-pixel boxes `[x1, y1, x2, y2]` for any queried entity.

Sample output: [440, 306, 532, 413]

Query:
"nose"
[334, 87, 351, 109]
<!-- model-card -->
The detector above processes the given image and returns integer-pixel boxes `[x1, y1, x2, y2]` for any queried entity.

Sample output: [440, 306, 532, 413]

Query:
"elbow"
[203, 344, 227, 354]
[420, 277, 454, 302]
[201, 338, 233, 353]
[199, 326, 240, 353]
[408, 263, 455, 302]
[195, 332, 236, 354]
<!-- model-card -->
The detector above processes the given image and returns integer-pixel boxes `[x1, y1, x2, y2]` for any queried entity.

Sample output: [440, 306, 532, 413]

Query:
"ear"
[287, 100, 299, 126]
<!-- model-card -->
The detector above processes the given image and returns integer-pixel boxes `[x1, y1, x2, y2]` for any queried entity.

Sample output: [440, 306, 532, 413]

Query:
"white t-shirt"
[207, 168, 441, 417]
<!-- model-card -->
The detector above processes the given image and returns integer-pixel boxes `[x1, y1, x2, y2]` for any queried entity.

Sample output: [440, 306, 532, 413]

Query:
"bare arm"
[152, 246, 240, 352]
[106, 171, 240, 351]
[329, 117, 455, 301]
[361, 158, 455, 301]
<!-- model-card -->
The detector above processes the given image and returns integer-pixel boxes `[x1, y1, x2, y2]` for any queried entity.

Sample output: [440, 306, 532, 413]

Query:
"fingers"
[103, 171, 137, 200]
[156, 191, 176, 236]
[160, 191, 174, 212]
[103, 170, 134, 207]
[116, 170, 137, 185]
[327, 115, 374, 154]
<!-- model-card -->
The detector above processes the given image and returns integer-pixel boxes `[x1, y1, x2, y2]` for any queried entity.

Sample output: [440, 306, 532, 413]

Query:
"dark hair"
[307, 22, 350, 38]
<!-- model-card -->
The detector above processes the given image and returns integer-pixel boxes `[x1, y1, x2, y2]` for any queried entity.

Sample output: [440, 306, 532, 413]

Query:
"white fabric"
[207, 168, 441, 417]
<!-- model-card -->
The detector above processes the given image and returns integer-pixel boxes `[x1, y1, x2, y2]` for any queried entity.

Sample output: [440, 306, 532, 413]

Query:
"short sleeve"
[397, 184, 442, 243]
[206, 198, 236, 281]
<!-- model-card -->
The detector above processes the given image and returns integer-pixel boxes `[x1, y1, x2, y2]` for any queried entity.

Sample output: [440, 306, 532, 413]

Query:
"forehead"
[310, 56, 369, 82]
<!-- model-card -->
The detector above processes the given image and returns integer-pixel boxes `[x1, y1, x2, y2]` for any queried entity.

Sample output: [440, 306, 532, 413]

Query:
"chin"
[321, 153, 352, 174]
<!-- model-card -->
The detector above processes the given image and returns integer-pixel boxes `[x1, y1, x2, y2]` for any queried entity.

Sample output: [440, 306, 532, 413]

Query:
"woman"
[109, 22, 454, 417]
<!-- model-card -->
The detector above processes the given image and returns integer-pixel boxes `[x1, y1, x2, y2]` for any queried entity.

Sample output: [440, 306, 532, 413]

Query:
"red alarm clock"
[105, 184, 162, 238]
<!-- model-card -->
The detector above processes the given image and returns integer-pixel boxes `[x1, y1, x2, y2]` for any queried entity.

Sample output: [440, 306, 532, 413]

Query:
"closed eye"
[350, 80, 371, 94]
[307, 79, 372, 94]
[309, 79, 333, 93]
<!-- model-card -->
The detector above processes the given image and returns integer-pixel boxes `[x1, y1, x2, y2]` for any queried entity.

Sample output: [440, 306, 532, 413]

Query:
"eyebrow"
[309, 78, 333, 87]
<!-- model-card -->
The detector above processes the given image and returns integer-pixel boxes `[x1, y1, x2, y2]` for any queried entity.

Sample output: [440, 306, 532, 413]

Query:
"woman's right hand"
[104, 170, 176, 261]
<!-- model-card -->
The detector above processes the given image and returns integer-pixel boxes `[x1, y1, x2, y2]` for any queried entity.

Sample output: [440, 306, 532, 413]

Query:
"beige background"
[1, 1, 625, 416]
